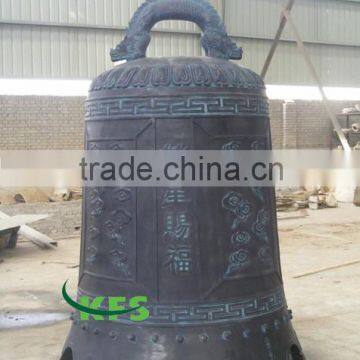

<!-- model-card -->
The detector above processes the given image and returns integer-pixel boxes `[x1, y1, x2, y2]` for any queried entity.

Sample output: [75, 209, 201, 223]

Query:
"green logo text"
[62, 281, 150, 322]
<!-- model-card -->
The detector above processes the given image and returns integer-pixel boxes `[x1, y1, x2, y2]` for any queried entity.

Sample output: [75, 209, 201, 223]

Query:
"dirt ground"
[0, 204, 360, 359]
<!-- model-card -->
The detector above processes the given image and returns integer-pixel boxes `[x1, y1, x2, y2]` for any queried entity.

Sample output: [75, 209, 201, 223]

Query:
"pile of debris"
[342, 104, 360, 114]
[276, 188, 339, 211]
[48, 188, 82, 202]
[0, 187, 82, 205]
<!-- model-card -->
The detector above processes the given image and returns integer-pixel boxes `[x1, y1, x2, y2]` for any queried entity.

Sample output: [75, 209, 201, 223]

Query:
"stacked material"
[276, 195, 295, 211]
[355, 187, 360, 207]
[342, 105, 360, 114]
[276, 190, 311, 211]
[276, 189, 338, 211]
[308, 195, 325, 210]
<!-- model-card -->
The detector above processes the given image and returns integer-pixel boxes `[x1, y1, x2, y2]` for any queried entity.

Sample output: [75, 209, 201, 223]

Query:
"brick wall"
[269, 100, 284, 149]
[269, 100, 360, 149]
[0, 96, 84, 150]
[0, 95, 359, 150]
[0, 200, 82, 237]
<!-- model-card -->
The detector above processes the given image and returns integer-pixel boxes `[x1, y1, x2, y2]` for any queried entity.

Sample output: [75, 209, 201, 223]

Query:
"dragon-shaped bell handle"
[110, 0, 243, 62]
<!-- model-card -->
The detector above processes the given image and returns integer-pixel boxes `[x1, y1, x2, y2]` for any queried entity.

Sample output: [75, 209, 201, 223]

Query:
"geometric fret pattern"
[85, 95, 269, 120]
[78, 287, 284, 325]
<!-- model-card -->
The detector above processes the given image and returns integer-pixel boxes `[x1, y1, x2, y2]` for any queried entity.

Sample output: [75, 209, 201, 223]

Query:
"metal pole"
[282, 9, 351, 152]
[261, 0, 296, 80]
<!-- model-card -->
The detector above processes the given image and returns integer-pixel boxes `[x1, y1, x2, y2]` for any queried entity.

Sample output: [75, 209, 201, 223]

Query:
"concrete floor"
[0, 203, 359, 359]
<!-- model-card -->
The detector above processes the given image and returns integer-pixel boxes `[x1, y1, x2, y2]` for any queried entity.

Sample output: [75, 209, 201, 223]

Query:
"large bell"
[61, 0, 304, 359]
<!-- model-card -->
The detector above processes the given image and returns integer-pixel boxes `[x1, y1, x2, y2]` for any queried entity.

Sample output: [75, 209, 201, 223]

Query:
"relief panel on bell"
[84, 186, 136, 282]
[191, 120, 275, 298]
[156, 119, 201, 301]
[157, 186, 200, 301]
[221, 188, 276, 279]
[83, 140, 137, 282]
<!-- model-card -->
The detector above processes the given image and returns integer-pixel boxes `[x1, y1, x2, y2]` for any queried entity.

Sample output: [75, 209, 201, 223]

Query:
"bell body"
[61, 56, 303, 360]
[62, 1, 304, 359]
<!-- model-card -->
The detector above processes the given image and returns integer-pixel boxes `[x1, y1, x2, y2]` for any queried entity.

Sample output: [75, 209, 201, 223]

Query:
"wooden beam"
[293, 260, 360, 279]
[261, 0, 296, 80]
[282, 9, 351, 152]
[0, 211, 57, 249]
[0, 215, 49, 231]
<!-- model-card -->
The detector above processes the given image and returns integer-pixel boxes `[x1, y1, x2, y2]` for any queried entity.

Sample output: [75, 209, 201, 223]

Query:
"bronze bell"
[61, 0, 304, 359]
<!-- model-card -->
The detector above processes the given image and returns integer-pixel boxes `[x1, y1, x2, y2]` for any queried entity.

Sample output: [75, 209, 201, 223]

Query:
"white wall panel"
[1, 0, 360, 86]
[237, 38, 360, 86]
[0, 0, 223, 31]
[225, 0, 360, 47]
[0, 23, 202, 78]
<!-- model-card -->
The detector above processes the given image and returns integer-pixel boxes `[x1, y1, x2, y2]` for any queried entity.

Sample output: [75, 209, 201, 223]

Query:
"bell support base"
[61, 309, 304, 360]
